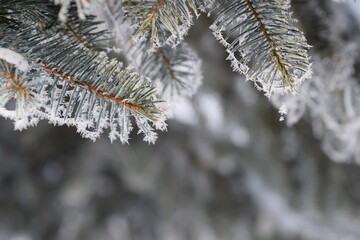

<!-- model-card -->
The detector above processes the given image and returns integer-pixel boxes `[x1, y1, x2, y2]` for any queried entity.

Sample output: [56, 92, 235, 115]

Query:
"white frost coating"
[0, 48, 29, 72]
[278, 103, 288, 121]
[279, 104, 288, 116]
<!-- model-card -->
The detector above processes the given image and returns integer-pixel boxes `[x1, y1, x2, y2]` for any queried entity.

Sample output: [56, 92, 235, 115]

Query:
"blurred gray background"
[1, 0, 360, 239]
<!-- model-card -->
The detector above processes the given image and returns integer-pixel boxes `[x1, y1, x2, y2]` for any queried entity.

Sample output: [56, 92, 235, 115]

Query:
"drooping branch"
[209, 0, 311, 95]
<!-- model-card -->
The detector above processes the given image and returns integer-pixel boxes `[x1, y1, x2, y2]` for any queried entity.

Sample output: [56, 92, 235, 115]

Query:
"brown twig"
[65, 22, 91, 50]
[0, 70, 31, 98]
[39, 63, 145, 112]
[149, 0, 165, 19]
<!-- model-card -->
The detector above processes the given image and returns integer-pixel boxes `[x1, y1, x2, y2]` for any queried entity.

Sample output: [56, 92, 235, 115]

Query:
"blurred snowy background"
[2, 0, 360, 239]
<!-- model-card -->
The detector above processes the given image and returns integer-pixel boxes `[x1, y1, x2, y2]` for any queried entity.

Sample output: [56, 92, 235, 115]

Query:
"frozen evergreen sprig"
[121, 0, 312, 96]
[208, 0, 312, 96]
[59, 0, 313, 96]
[98, 0, 202, 100]
[0, 0, 314, 144]
[132, 43, 202, 99]
[0, 58, 40, 130]
[0, 0, 166, 143]
[122, 0, 201, 49]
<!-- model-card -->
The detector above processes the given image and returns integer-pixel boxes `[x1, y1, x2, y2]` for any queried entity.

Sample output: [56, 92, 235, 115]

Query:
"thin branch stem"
[40, 63, 145, 112]
[244, 0, 293, 88]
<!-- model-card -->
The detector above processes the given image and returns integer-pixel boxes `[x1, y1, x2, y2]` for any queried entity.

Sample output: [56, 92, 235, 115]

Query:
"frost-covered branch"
[0, 0, 166, 143]
[122, 0, 200, 49]
[96, 0, 202, 101]
[208, 0, 312, 96]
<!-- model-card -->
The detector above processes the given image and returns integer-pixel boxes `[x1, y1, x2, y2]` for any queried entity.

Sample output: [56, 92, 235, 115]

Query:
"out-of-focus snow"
[173, 99, 198, 125]
[10, 235, 32, 240]
[346, 0, 360, 22]
[197, 92, 224, 134]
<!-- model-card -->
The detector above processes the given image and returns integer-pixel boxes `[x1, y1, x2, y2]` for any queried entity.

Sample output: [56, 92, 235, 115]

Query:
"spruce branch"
[122, 0, 311, 96]
[99, 0, 202, 100]
[0, 0, 166, 143]
[63, 10, 108, 51]
[208, 0, 312, 96]
[129, 42, 202, 98]
[0, 60, 32, 109]
[122, 0, 200, 48]
[0, 58, 43, 130]
[0, 0, 315, 144]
